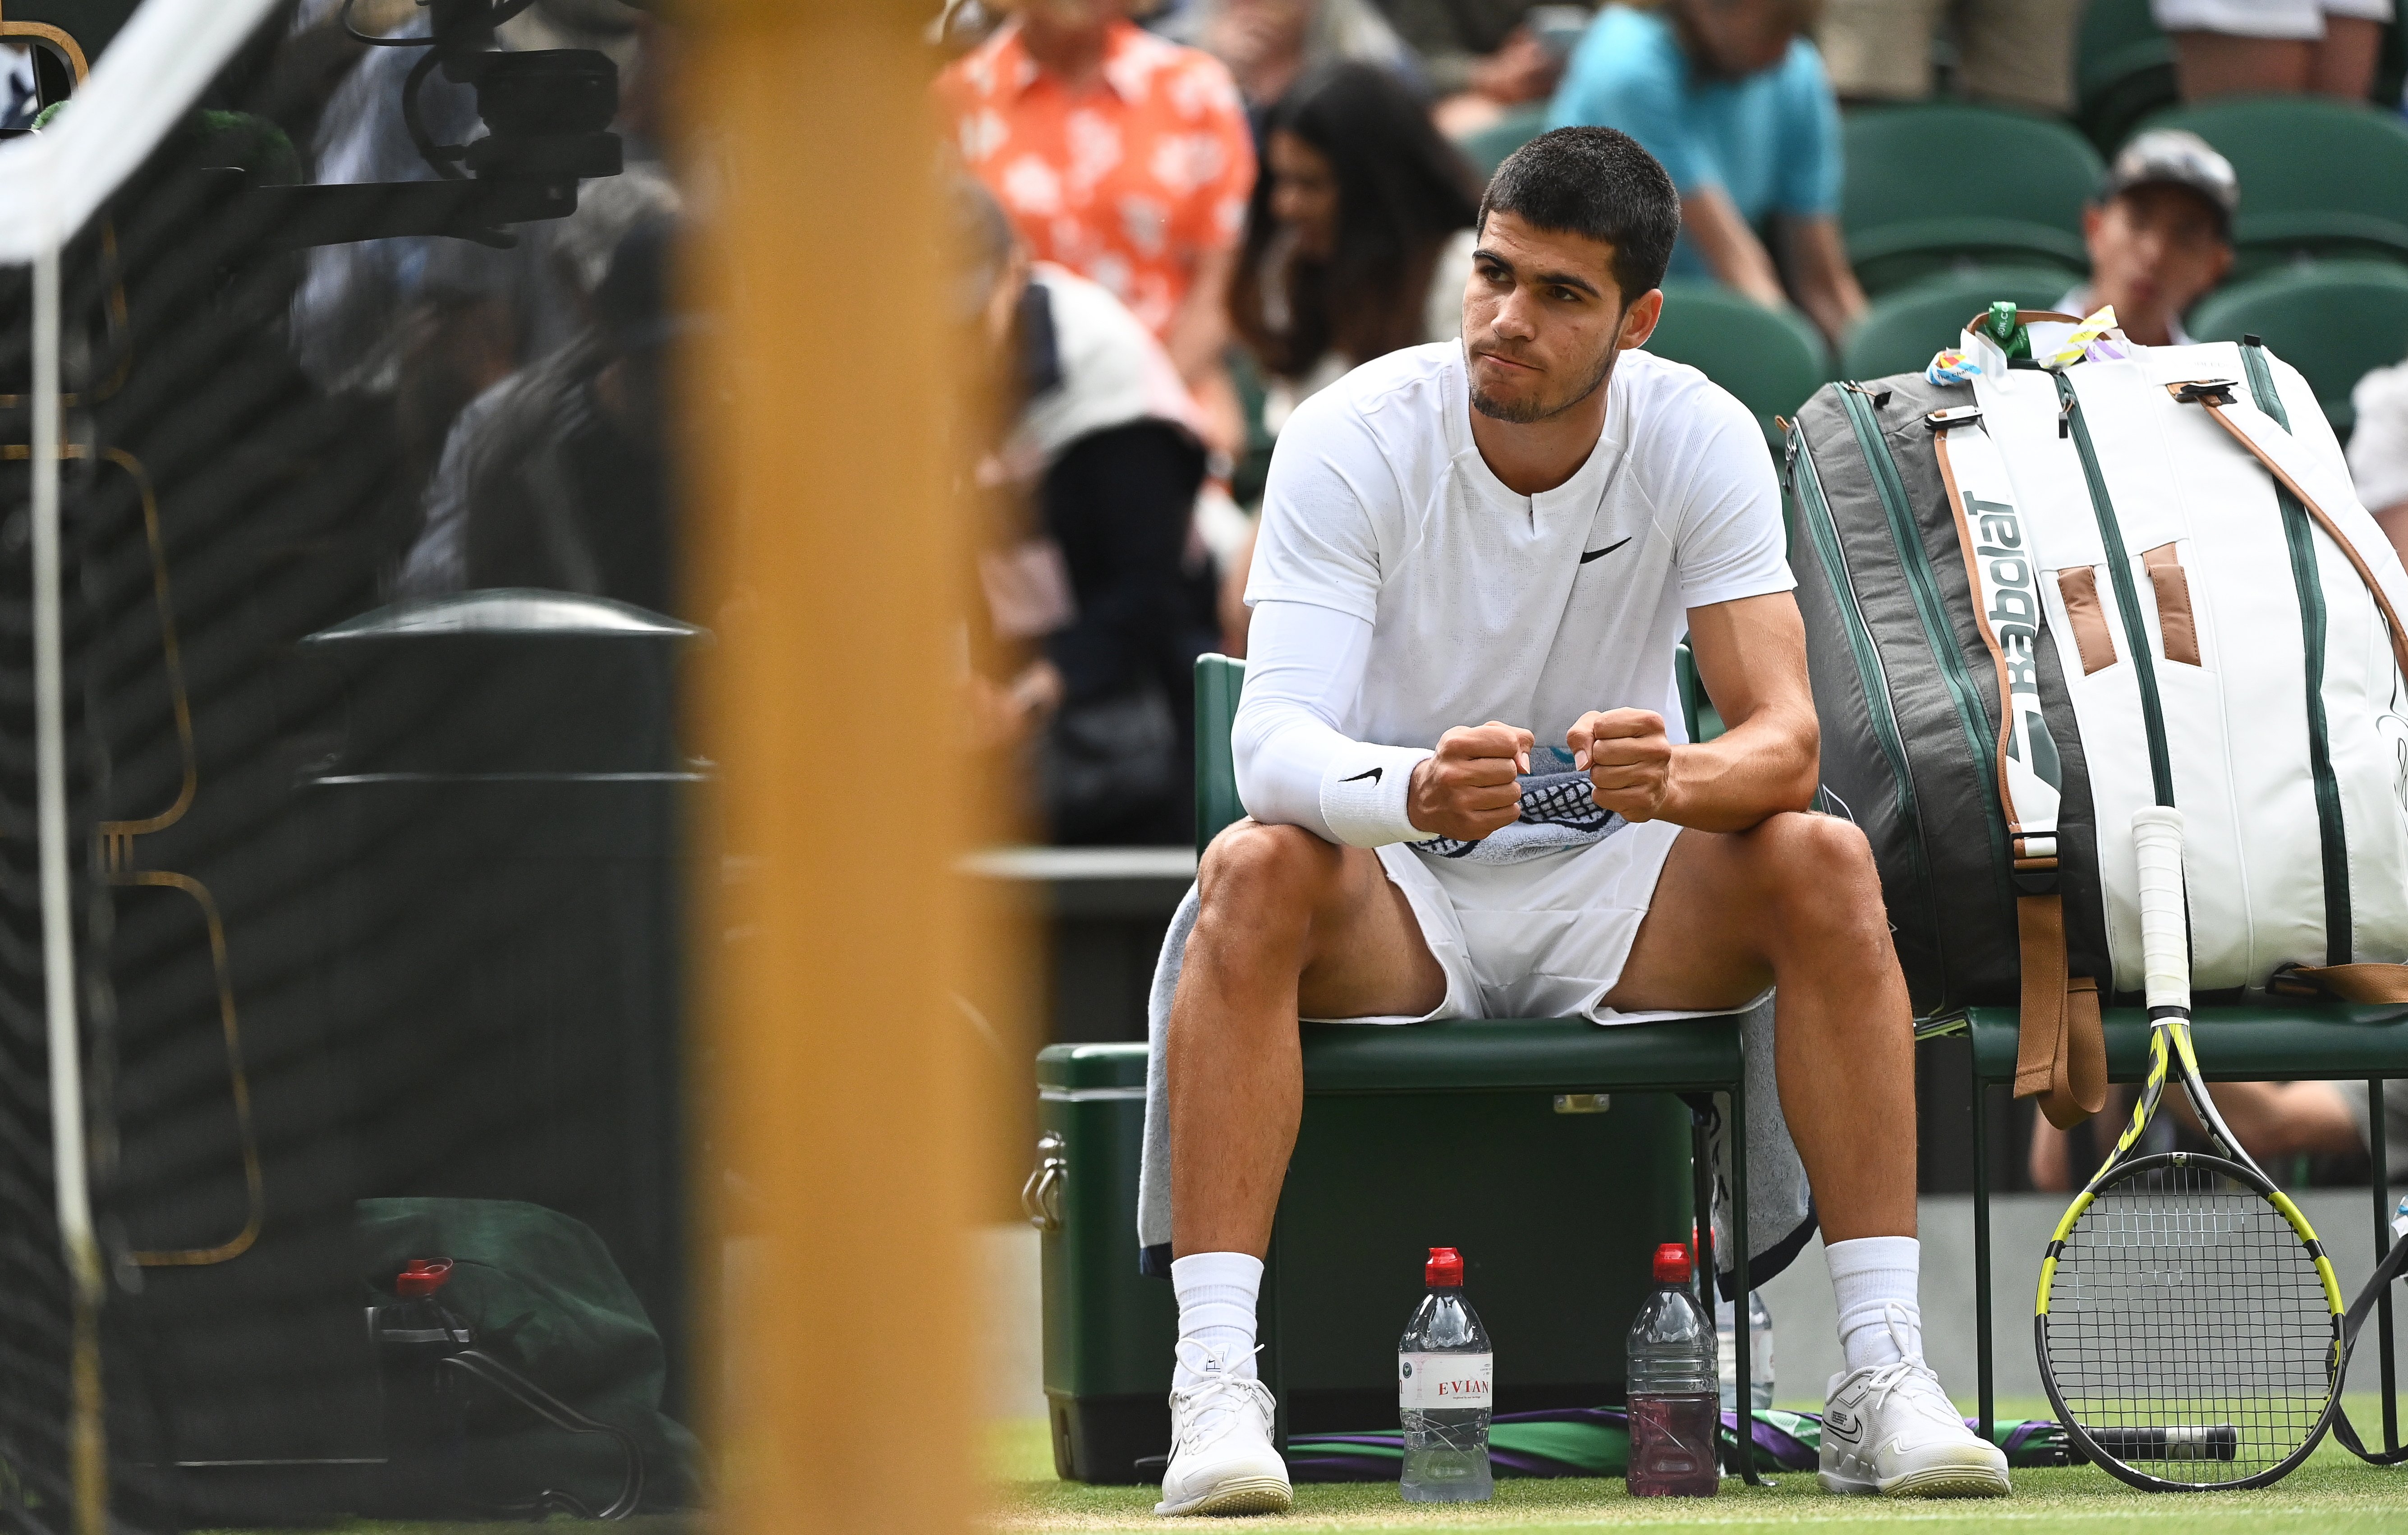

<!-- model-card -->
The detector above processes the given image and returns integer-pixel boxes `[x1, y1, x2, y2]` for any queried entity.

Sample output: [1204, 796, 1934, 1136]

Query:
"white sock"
[1171, 1252, 1263, 1389]
[1825, 1235, 1922, 1373]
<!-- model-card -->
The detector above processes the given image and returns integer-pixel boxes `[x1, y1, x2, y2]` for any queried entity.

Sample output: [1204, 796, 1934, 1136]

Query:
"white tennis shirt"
[1233, 340, 1795, 846]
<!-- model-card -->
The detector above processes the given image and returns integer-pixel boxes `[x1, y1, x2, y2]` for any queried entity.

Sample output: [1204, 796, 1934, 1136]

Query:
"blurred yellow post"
[683, 3, 980, 1531]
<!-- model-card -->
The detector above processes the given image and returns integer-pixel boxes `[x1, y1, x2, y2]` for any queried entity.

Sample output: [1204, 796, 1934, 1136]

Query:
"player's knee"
[1197, 818, 1337, 921]
[1749, 812, 1884, 938]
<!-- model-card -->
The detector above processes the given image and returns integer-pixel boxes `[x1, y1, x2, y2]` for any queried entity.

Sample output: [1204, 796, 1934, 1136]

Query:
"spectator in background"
[2056, 130, 2235, 346]
[1815, 0, 2081, 113]
[1164, 0, 1420, 124]
[2154, 0, 2391, 101]
[2349, 354, 2408, 560]
[958, 183, 1220, 845]
[937, 0, 1257, 456]
[1374, 1, 1593, 136]
[291, 0, 655, 503]
[1379, 1, 1577, 97]
[2032, 1080, 2408, 1190]
[1219, 63, 1482, 648]
[1549, 0, 1864, 345]
[1231, 65, 1481, 433]
[397, 212, 684, 612]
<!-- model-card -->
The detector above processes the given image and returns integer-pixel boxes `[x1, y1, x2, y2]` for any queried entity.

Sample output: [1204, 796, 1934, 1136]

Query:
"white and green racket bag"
[1788, 310, 2408, 1125]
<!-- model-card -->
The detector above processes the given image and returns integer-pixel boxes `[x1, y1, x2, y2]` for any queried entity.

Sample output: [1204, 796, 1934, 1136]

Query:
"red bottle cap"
[1652, 1242, 1691, 1282]
[1425, 1247, 1464, 1287]
[395, 1257, 454, 1299]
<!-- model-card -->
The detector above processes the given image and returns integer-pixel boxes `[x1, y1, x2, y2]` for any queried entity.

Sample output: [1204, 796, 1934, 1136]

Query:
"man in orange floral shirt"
[939, 0, 1256, 451]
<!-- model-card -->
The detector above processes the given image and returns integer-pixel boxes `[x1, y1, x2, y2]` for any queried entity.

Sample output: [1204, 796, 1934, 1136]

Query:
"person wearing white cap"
[2055, 128, 2237, 349]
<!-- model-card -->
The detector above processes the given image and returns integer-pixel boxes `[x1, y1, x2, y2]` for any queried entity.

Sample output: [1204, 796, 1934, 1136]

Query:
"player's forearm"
[1783, 216, 1866, 346]
[1680, 191, 1786, 310]
[1232, 599, 1436, 847]
[1660, 708, 1819, 832]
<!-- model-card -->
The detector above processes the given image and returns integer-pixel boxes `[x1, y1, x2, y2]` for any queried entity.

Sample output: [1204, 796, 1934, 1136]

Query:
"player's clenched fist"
[1407, 722, 1534, 842]
[1569, 708, 1673, 823]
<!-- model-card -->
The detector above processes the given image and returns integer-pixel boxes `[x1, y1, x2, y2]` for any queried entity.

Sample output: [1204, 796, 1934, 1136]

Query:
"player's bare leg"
[1167, 817, 1446, 1260]
[1603, 809, 1915, 1241]
[1605, 809, 2009, 1497]
[1152, 817, 1446, 1516]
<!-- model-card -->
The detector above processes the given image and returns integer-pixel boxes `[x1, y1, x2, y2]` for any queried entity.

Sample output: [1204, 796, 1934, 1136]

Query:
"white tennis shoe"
[1820, 1308, 2011, 1497]
[1153, 1340, 1292, 1517]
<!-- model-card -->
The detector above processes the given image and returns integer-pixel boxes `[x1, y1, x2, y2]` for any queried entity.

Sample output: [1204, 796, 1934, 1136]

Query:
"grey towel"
[1136, 882, 1818, 1288]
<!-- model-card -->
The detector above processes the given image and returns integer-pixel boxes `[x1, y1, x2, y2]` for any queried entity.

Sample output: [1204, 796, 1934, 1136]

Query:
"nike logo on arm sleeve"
[1340, 767, 1383, 784]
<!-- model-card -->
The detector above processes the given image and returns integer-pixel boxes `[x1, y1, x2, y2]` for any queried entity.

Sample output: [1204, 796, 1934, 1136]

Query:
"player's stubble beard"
[1467, 331, 1619, 426]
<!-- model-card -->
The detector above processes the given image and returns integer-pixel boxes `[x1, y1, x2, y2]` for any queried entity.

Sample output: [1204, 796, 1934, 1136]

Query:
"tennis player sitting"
[1155, 127, 2012, 1515]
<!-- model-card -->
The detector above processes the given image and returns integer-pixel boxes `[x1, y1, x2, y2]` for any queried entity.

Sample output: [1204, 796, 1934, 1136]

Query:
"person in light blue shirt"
[1549, 0, 1864, 343]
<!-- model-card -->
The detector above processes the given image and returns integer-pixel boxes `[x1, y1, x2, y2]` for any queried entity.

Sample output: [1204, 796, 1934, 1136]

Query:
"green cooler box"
[1033, 1043, 1696, 1483]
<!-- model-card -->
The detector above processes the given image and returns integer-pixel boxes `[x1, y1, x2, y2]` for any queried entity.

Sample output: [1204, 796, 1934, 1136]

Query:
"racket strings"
[2042, 1165, 2333, 1486]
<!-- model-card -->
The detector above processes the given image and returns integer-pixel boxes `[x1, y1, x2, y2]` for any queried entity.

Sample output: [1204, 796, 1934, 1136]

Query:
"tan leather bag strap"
[1935, 411, 2100, 1121]
[2267, 962, 2408, 1003]
[2014, 893, 2107, 1127]
[2183, 390, 2408, 680]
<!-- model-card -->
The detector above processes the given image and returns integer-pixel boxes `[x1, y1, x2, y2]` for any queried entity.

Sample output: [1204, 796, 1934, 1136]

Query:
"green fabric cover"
[358, 1197, 701, 1511]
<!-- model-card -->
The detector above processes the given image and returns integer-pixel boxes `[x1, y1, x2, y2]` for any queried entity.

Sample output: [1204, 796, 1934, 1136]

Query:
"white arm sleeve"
[1232, 599, 1437, 847]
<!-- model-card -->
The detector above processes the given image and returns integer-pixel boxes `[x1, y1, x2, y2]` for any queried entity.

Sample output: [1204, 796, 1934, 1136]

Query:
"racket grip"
[2131, 806, 2188, 1011]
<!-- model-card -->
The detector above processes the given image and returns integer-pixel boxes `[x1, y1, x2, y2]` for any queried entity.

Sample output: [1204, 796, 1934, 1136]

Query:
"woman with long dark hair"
[1229, 63, 1483, 422]
[1218, 63, 1480, 651]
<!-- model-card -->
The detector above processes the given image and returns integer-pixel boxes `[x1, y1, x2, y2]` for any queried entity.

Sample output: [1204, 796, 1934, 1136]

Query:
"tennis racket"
[2035, 806, 2348, 1491]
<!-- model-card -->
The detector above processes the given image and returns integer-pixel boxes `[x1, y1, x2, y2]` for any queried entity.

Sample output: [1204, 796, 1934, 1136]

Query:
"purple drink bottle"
[1626, 1242, 1719, 1497]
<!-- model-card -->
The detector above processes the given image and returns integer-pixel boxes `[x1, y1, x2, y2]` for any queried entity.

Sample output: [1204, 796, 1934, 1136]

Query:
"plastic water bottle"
[1627, 1242, 1719, 1498]
[1398, 1246, 1494, 1502]
[1715, 1291, 1775, 1411]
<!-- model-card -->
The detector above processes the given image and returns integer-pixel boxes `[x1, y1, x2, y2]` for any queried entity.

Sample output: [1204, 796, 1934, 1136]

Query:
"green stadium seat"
[1838, 266, 2081, 381]
[1453, 103, 1547, 182]
[1643, 280, 1831, 450]
[2075, 0, 2177, 152]
[1841, 103, 2104, 294]
[2188, 260, 2408, 438]
[2141, 97, 2408, 274]
[1194, 651, 1769, 1480]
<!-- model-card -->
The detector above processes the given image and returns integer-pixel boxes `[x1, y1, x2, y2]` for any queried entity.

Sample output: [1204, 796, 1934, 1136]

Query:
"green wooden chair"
[1956, 1008, 2408, 1451]
[1643, 280, 1832, 454]
[1840, 104, 2103, 294]
[1838, 266, 2082, 381]
[2140, 97, 2408, 278]
[1194, 652, 1772, 1480]
[2189, 260, 2408, 439]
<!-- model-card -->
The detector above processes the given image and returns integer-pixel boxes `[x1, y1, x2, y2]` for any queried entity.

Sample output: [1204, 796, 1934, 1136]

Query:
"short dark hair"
[1478, 127, 1680, 304]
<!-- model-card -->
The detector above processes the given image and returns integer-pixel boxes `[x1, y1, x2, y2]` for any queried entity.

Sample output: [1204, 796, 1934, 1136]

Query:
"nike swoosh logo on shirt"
[1579, 537, 1632, 564]
[1340, 767, 1383, 784]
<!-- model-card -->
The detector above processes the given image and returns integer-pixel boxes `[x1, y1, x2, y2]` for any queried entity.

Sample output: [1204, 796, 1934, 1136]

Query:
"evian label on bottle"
[1398, 1352, 1493, 1411]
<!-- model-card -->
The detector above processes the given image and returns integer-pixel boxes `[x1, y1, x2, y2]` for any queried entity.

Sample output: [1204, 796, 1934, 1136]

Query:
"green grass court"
[174, 1401, 2408, 1534]
[986, 1402, 2408, 1533]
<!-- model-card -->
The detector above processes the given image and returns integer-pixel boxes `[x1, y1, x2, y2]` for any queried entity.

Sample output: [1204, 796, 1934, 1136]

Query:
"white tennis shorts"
[2153, 0, 2393, 39]
[1315, 818, 1768, 1026]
